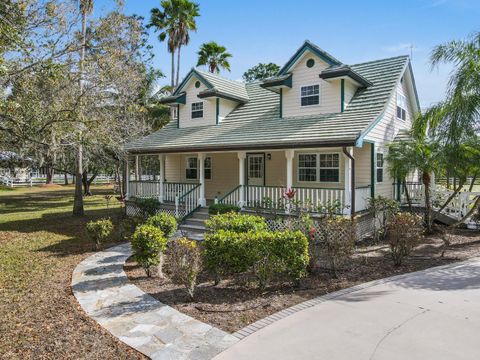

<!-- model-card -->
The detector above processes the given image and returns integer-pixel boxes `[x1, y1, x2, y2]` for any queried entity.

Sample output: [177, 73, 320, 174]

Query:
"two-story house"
[124, 40, 420, 223]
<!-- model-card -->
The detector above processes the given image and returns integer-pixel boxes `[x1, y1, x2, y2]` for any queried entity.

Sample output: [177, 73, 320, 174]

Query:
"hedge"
[205, 212, 267, 233]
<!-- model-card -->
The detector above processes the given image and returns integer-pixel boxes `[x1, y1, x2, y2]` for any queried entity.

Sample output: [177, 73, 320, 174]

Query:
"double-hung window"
[298, 153, 340, 183]
[186, 157, 198, 179]
[300, 85, 320, 106]
[191, 102, 203, 119]
[376, 153, 384, 183]
[396, 93, 406, 121]
[319, 154, 340, 182]
[298, 154, 317, 182]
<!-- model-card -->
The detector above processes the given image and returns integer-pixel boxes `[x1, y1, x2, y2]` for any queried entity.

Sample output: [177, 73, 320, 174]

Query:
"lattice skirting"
[125, 200, 183, 219]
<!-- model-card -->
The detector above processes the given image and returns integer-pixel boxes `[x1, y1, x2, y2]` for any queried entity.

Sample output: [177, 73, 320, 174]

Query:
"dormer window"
[191, 102, 203, 119]
[301, 85, 320, 106]
[396, 93, 406, 121]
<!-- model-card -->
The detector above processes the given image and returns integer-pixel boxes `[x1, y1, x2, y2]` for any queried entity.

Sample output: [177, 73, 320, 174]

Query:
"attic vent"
[306, 58, 315, 68]
[195, 80, 201, 88]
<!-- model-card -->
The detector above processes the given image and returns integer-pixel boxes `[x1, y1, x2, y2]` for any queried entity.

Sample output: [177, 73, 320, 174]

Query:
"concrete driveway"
[215, 259, 480, 360]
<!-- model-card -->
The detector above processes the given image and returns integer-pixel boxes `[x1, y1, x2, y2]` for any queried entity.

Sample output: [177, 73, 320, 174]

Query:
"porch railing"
[355, 186, 371, 212]
[219, 185, 347, 213]
[395, 182, 480, 221]
[163, 182, 199, 202]
[128, 180, 161, 198]
[176, 183, 201, 219]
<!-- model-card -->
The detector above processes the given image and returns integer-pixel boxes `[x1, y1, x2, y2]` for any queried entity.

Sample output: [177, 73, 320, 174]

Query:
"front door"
[247, 154, 264, 186]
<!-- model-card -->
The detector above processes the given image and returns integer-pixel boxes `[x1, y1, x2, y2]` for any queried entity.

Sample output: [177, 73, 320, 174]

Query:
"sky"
[94, 0, 480, 108]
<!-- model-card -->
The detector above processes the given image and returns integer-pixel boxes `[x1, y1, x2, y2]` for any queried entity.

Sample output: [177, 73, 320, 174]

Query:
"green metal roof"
[125, 55, 410, 154]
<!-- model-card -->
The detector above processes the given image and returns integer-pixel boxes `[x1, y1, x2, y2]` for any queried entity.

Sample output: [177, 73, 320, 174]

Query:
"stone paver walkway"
[72, 243, 238, 360]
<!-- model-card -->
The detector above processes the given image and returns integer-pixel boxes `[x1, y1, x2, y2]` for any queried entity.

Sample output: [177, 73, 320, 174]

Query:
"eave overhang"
[197, 89, 249, 104]
[320, 67, 372, 88]
[158, 92, 186, 105]
[260, 74, 293, 93]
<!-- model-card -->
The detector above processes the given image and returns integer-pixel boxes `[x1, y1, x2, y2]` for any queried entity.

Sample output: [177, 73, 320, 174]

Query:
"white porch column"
[135, 155, 139, 181]
[125, 157, 130, 199]
[285, 149, 294, 190]
[198, 153, 206, 207]
[238, 151, 246, 208]
[158, 154, 164, 203]
[344, 146, 353, 215]
[285, 149, 295, 214]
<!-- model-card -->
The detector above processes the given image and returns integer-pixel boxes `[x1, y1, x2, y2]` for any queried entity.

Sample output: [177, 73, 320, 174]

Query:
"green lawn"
[0, 185, 145, 359]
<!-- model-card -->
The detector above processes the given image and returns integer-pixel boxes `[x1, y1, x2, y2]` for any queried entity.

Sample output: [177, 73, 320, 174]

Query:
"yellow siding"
[165, 154, 182, 182]
[265, 151, 286, 186]
[282, 51, 341, 117]
[354, 144, 371, 187]
[178, 76, 215, 128]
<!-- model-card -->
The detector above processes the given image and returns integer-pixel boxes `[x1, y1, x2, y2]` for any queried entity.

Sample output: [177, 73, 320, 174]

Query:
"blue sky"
[94, 0, 480, 108]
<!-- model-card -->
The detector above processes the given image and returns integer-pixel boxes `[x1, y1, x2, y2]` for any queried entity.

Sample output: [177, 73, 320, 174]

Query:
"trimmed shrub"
[208, 203, 240, 215]
[169, 238, 202, 300]
[203, 229, 309, 287]
[250, 230, 309, 288]
[387, 212, 423, 266]
[145, 212, 177, 238]
[317, 217, 356, 277]
[134, 197, 162, 218]
[86, 218, 113, 250]
[131, 224, 167, 277]
[205, 212, 267, 233]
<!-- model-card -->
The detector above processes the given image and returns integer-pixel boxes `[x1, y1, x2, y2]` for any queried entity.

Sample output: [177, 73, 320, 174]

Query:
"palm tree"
[150, 0, 199, 88]
[174, 0, 199, 86]
[414, 32, 480, 143]
[386, 140, 416, 210]
[197, 41, 232, 74]
[73, 0, 94, 216]
[387, 126, 441, 233]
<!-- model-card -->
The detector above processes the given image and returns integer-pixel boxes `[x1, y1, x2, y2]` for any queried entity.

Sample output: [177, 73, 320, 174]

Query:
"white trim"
[185, 156, 198, 180]
[376, 151, 384, 184]
[296, 152, 341, 184]
[299, 84, 321, 107]
[191, 101, 204, 119]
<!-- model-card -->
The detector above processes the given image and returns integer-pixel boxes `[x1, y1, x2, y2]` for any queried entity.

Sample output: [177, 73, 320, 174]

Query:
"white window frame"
[191, 101, 204, 119]
[396, 92, 407, 121]
[185, 156, 198, 180]
[300, 84, 320, 107]
[297, 152, 341, 184]
[376, 152, 384, 183]
[185, 156, 212, 180]
[297, 153, 317, 182]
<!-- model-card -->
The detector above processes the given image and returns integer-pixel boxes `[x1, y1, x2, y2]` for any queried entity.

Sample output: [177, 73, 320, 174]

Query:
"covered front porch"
[126, 144, 376, 219]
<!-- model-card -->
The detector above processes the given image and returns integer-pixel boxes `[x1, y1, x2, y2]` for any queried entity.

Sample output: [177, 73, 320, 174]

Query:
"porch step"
[179, 224, 206, 234]
[178, 207, 209, 236]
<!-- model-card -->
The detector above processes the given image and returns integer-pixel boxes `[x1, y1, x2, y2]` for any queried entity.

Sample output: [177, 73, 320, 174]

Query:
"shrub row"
[208, 203, 240, 215]
[205, 212, 267, 233]
[203, 229, 309, 288]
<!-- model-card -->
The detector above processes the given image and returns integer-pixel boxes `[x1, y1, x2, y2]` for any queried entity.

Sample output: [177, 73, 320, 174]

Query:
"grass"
[0, 185, 145, 359]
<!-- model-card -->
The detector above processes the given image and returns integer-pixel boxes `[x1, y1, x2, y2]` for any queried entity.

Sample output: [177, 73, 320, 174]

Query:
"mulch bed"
[125, 227, 480, 333]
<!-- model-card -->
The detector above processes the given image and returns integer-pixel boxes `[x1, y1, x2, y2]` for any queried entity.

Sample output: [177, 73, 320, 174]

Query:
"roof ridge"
[195, 68, 245, 84]
[351, 55, 410, 67]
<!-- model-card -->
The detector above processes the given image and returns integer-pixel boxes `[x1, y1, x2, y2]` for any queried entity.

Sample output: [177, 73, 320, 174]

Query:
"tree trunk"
[45, 166, 54, 184]
[171, 49, 175, 89]
[423, 172, 432, 233]
[82, 171, 96, 196]
[469, 172, 478, 192]
[64, 171, 69, 185]
[73, 11, 87, 216]
[403, 180, 413, 210]
[176, 44, 181, 87]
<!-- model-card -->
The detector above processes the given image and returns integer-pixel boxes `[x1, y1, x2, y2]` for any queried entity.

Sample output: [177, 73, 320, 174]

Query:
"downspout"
[343, 147, 355, 219]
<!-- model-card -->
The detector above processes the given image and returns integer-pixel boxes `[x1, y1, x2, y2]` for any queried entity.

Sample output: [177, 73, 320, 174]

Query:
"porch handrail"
[217, 185, 242, 206]
[176, 183, 201, 219]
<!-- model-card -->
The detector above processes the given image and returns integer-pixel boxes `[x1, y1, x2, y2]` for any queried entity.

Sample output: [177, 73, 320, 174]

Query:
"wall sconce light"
[267, 153, 272, 160]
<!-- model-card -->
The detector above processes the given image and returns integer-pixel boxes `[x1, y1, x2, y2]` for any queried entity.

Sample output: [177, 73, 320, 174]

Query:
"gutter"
[125, 139, 356, 155]
[342, 146, 355, 219]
